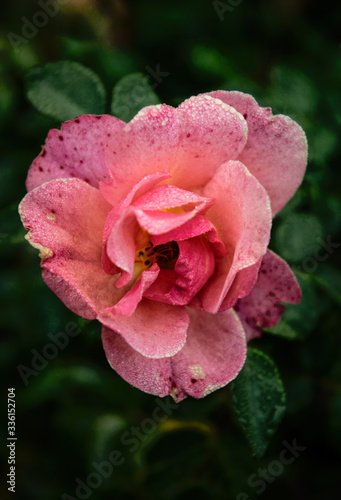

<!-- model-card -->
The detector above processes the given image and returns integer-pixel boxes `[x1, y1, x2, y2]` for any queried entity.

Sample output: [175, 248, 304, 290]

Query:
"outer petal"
[102, 326, 174, 398]
[98, 299, 189, 359]
[235, 250, 302, 340]
[199, 160, 272, 313]
[101, 308, 247, 401]
[170, 308, 247, 399]
[206, 91, 308, 215]
[171, 94, 248, 190]
[102, 96, 248, 206]
[103, 105, 179, 206]
[19, 178, 117, 318]
[26, 115, 125, 191]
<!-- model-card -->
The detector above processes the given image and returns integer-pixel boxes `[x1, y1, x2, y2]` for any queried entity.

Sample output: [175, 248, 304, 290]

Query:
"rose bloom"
[19, 91, 307, 401]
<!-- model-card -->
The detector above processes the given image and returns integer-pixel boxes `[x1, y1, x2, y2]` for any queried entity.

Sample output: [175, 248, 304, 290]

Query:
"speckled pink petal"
[199, 160, 272, 313]
[26, 115, 125, 191]
[235, 250, 302, 340]
[103, 105, 179, 206]
[101, 308, 247, 400]
[102, 326, 175, 398]
[19, 178, 120, 318]
[144, 236, 215, 305]
[171, 95, 248, 190]
[98, 299, 189, 359]
[170, 308, 246, 399]
[206, 91, 308, 215]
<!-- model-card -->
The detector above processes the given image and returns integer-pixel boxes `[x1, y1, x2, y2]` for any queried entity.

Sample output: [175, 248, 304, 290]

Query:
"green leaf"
[25, 61, 106, 122]
[313, 264, 341, 306]
[111, 72, 160, 122]
[274, 213, 323, 263]
[231, 348, 286, 457]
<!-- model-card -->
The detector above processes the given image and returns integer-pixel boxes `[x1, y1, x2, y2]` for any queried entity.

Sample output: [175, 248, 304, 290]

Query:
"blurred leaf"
[94, 414, 127, 459]
[268, 65, 318, 122]
[111, 72, 160, 122]
[190, 44, 237, 79]
[0, 77, 15, 125]
[309, 128, 337, 166]
[265, 271, 322, 339]
[135, 419, 212, 466]
[61, 38, 138, 81]
[275, 213, 323, 263]
[25, 61, 106, 122]
[231, 348, 286, 457]
[313, 264, 341, 306]
[0, 202, 26, 246]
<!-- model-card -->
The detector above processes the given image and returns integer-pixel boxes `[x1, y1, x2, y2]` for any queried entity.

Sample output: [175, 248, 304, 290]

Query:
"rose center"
[136, 241, 179, 270]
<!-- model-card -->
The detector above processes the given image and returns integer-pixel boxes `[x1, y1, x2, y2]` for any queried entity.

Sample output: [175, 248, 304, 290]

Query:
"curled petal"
[144, 236, 215, 305]
[199, 160, 272, 313]
[101, 171, 171, 275]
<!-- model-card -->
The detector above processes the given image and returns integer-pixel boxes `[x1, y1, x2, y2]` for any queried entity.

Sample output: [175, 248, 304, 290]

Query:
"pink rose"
[19, 91, 307, 401]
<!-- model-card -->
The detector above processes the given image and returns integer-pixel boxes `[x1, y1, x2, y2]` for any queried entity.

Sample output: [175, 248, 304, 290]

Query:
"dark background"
[1, 1, 341, 499]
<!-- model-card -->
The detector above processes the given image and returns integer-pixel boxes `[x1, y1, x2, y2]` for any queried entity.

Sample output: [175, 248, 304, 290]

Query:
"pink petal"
[19, 178, 117, 318]
[133, 209, 202, 235]
[98, 299, 189, 359]
[101, 308, 247, 400]
[219, 259, 262, 311]
[26, 115, 125, 191]
[144, 236, 215, 305]
[171, 94, 248, 190]
[171, 308, 247, 399]
[103, 105, 179, 206]
[101, 171, 171, 275]
[102, 326, 174, 398]
[100, 170, 171, 207]
[151, 215, 227, 258]
[105, 208, 139, 286]
[235, 250, 302, 340]
[206, 91, 308, 215]
[132, 184, 213, 212]
[104, 264, 160, 316]
[198, 160, 272, 313]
